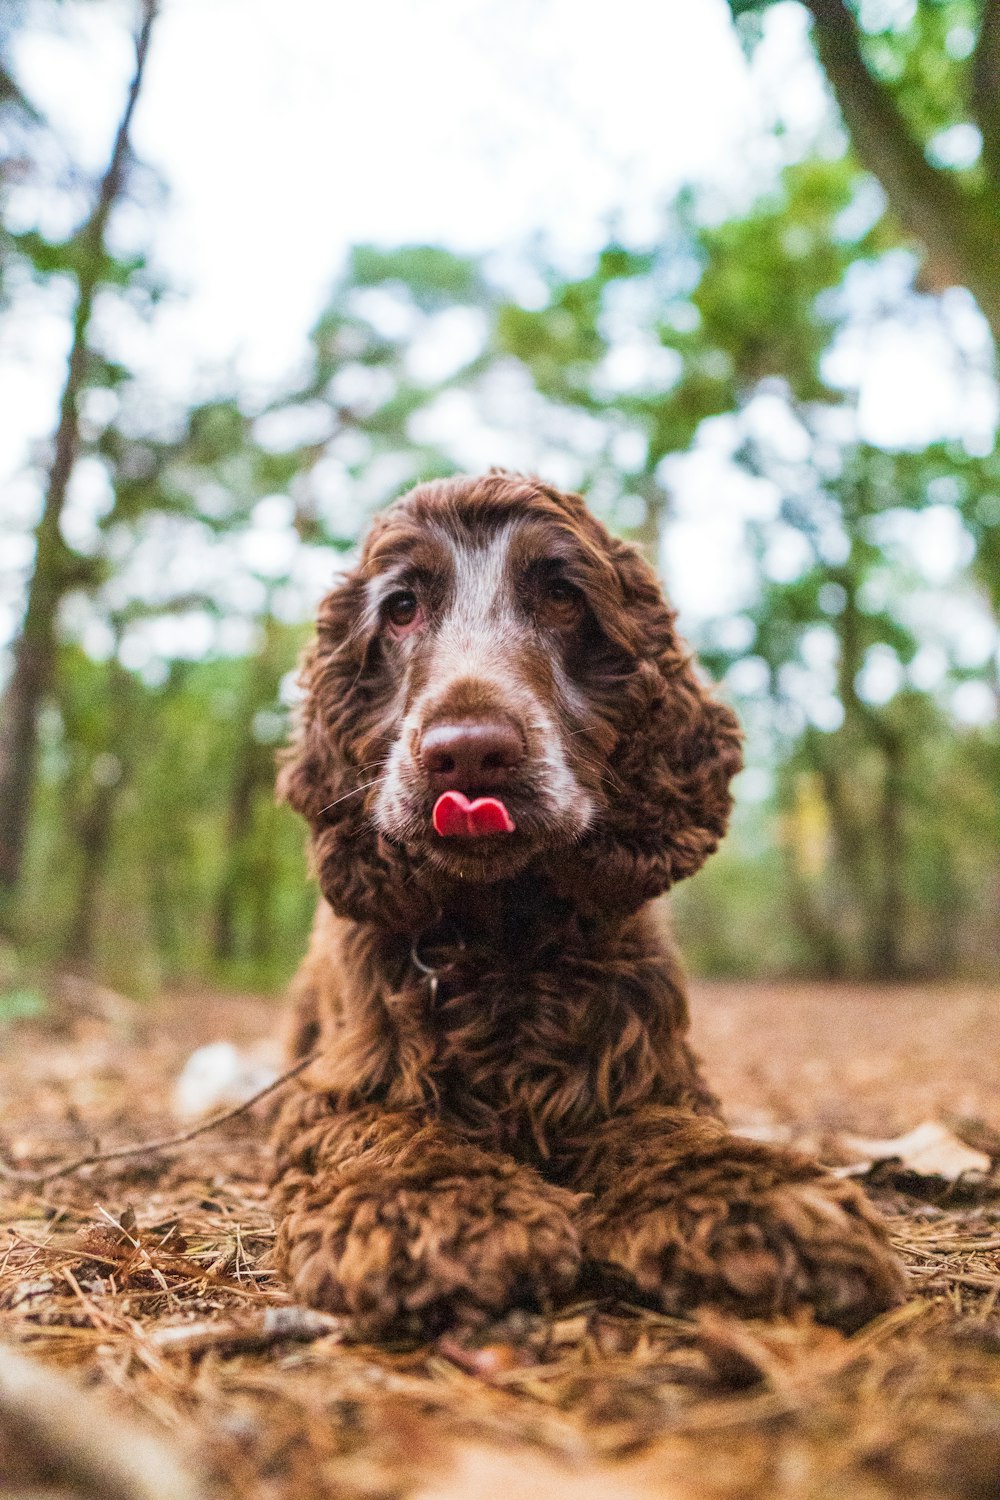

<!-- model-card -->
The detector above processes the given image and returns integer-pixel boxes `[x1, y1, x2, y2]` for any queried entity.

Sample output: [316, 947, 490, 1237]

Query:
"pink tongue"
[432, 791, 516, 838]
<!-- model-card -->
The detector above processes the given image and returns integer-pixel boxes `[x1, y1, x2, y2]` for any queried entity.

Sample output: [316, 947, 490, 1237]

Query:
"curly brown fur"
[572, 1108, 905, 1332]
[272, 1092, 582, 1338]
[271, 472, 906, 1337]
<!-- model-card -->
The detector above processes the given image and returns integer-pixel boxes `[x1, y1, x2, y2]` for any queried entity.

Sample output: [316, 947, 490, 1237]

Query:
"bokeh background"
[1, 0, 998, 1003]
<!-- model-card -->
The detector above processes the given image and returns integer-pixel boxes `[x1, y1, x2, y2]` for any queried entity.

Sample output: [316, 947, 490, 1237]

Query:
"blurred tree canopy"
[0, 0, 996, 992]
[729, 0, 1000, 341]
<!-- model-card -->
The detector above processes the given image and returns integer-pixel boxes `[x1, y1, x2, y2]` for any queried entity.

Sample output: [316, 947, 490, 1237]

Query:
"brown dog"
[271, 472, 905, 1337]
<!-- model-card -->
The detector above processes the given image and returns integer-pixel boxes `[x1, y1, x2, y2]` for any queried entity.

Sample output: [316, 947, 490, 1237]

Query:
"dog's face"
[281, 474, 743, 929]
[366, 495, 617, 883]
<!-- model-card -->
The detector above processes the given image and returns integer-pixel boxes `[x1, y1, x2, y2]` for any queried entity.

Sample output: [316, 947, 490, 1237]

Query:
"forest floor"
[1, 977, 999, 1500]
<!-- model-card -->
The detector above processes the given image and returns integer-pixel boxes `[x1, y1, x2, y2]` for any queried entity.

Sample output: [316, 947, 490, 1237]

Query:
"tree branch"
[973, 0, 1000, 189]
[81, 0, 158, 263]
[0, 1050, 316, 1188]
[799, 0, 1000, 338]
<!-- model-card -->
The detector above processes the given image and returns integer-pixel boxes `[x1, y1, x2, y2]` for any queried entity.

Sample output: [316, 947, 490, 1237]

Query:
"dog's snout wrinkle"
[421, 718, 525, 795]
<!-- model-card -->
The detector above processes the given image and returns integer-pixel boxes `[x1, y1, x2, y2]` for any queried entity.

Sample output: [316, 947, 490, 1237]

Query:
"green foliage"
[349, 244, 488, 310]
[727, 0, 1000, 339]
[13, 227, 146, 287]
[852, 0, 980, 161]
[730, 0, 984, 168]
[20, 641, 316, 989]
[0, 988, 47, 1024]
[2, 0, 997, 990]
[677, 160, 875, 400]
[489, 154, 895, 544]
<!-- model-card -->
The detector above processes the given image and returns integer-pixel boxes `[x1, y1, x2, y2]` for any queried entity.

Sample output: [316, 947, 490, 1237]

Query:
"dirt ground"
[1, 977, 999, 1500]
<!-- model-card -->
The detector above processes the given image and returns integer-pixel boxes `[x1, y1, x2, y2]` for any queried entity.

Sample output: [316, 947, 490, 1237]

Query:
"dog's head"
[280, 473, 743, 929]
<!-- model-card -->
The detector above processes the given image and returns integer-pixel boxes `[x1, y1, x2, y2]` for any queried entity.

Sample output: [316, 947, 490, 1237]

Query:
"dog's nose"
[421, 719, 525, 794]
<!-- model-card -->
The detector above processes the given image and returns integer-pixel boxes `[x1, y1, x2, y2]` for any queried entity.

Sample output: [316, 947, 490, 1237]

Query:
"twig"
[0, 1051, 318, 1188]
[918, 1270, 1000, 1292]
[149, 1305, 342, 1357]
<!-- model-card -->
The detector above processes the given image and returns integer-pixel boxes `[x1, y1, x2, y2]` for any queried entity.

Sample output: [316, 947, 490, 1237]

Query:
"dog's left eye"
[383, 590, 421, 632]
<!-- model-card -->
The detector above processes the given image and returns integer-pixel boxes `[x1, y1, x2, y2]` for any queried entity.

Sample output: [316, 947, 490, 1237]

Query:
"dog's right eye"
[383, 590, 420, 631]
[536, 574, 585, 629]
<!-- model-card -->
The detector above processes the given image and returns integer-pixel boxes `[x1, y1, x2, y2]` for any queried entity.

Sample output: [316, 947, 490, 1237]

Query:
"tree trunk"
[210, 619, 284, 965]
[783, 846, 848, 978]
[0, 2, 157, 920]
[66, 775, 124, 966]
[248, 812, 278, 967]
[211, 771, 255, 964]
[800, 0, 1000, 343]
[867, 729, 906, 980]
[973, 0, 1000, 187]
[63, 651, 135, 964]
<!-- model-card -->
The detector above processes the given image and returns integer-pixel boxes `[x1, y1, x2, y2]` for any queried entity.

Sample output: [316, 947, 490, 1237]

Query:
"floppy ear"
[550, 536, 743, 917]
[277, 569, 367, 822]
[278, 571, 440, 931]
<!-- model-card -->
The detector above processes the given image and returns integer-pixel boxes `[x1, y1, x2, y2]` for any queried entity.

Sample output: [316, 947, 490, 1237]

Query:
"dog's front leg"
[571, 1106, 905, 1331]
[271, 1088, 582, 1337]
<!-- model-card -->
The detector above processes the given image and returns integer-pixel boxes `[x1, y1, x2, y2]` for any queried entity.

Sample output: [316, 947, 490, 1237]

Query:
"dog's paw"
[584, 1167, 905, 1332]
[281, 1169, 582, 1338]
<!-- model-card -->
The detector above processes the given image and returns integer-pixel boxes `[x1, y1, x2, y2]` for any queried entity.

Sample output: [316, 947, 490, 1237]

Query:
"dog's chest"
[415, 951, 661, 1156]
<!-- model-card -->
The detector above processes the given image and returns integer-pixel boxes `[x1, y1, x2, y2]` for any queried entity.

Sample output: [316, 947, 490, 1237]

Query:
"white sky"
[2, 0, 997, 711]
[12, 0, 771, 390]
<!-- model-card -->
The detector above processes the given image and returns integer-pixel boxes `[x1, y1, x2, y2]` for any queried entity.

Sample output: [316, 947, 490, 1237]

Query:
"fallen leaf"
[836, 1120, 991, 1179]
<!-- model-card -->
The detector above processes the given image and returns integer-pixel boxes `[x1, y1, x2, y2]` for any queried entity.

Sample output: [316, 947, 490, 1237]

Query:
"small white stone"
[172, 1041, 278, 1120]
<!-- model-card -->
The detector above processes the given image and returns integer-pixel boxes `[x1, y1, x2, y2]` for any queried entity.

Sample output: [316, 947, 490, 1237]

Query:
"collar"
[409, 918, 466, 1003]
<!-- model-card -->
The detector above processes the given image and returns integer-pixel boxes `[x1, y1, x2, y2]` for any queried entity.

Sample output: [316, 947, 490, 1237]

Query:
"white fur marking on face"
[373, 521, 595, 841]
[449, 524, 515, 649]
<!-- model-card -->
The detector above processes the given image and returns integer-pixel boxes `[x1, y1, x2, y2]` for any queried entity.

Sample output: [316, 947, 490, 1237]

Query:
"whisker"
[317, 778, 384, 815]
[400, 852, 434, 890]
